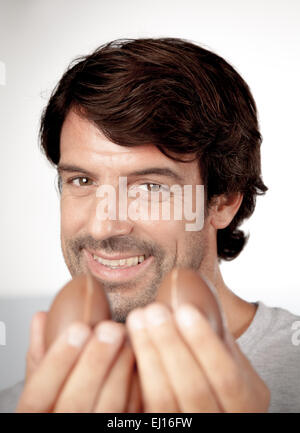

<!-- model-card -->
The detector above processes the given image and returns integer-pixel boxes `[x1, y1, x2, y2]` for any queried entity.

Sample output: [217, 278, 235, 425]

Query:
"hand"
[25, 311, 48, 382]
[17, 318, 139, 412]
[126, 302, 270, 413]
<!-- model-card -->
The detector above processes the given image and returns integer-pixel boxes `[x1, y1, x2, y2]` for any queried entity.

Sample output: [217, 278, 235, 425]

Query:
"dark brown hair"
[39, 37, 268, 262]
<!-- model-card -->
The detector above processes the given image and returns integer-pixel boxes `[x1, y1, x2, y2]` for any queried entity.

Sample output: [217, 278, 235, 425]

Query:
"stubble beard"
[61, 231, 207, 323]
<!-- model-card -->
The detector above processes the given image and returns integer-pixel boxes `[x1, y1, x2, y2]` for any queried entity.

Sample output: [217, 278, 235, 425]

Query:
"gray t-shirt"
[0, 300, 299, 413]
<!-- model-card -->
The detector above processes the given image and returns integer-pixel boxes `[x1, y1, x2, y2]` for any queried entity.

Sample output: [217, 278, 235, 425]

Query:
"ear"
[209, 192, 243, 229]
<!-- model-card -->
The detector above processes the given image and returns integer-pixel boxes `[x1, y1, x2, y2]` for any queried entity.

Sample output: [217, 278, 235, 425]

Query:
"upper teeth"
[93, 254, 145, 268]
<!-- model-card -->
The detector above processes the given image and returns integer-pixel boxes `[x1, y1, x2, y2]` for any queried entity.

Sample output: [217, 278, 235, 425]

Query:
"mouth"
[83, 248, 154, 282]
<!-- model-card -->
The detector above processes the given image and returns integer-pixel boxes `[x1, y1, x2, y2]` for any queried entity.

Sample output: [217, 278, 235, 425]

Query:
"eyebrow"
[57, 164, 95, 178]
[57, 164, 185, 183]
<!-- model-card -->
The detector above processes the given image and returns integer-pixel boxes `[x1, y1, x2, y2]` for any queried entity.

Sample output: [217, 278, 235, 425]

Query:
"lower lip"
[84, 249, 154, 282]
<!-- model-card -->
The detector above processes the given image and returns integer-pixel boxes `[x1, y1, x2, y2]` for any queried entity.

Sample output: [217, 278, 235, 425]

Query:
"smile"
[83, 249, 154, 282]
[92, 254, 145, 269]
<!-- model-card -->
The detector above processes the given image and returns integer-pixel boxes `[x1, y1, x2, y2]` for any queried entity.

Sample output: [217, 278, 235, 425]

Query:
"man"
[1, 37, 299, 413]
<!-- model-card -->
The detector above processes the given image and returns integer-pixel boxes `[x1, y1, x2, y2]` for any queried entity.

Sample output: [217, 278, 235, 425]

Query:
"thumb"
[25, 311, 48, 382]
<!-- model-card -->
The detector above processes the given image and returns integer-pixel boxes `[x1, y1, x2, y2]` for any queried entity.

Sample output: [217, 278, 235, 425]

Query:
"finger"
[54, 321, 126, 413]
[174, 303, 268, 412]
[126, 369, 143, 413]
[144, 303, 221, 412]
[26, 311, 48, 381]
[16, 321, 91, 413]
[93, 340, 135, 412]
[127, 308, 180, 413]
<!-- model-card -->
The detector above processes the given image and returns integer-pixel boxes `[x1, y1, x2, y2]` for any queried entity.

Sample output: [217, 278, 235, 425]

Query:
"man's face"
[59, 109, 210, 322]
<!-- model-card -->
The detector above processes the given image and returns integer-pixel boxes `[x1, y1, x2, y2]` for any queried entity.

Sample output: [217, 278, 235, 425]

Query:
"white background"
[0, 0, 299, 316]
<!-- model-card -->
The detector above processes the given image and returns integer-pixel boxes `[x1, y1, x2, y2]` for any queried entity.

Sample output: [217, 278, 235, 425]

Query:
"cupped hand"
[17, 317, 141, 413]
[126, 302, 270, 413]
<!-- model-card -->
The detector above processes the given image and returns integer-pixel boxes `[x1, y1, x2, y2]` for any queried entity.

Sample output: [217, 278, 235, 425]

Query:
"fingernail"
[175, 304, 202, 327]
[95, 322, 125, 344]
[145, 303, 171, 326]
[127, 309, 146, 330]
[67, 323, 90, 348]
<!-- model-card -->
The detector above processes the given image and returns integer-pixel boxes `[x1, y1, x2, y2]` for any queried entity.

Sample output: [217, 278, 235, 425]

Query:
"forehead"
[60, 109, 201, 182]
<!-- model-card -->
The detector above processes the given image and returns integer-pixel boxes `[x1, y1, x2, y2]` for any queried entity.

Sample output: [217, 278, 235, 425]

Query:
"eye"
[139, 183, 168, 193]
[128, 183, 170, 199]
[69, 176, 94, 187]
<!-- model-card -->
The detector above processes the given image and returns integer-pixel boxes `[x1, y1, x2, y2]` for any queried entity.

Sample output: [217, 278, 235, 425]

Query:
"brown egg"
[156, 267, 225, 338]
[45, 271, 111, 350]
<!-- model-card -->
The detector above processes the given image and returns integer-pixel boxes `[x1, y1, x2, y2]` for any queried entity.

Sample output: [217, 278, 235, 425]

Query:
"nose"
[86, 193, 134, 240]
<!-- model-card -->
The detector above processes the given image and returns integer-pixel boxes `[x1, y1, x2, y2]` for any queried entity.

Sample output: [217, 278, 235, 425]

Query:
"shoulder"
[0, 380, 25, 413]
[238, 301, 300, 413]
[257, 302, 300, 349]
[237, 301, 300, 354]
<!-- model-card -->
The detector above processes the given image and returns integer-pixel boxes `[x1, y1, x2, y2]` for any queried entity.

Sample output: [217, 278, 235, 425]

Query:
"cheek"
[141, 216, 205, 266]
[60, 195, 90, 237]
[136, 218, 184, 247]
